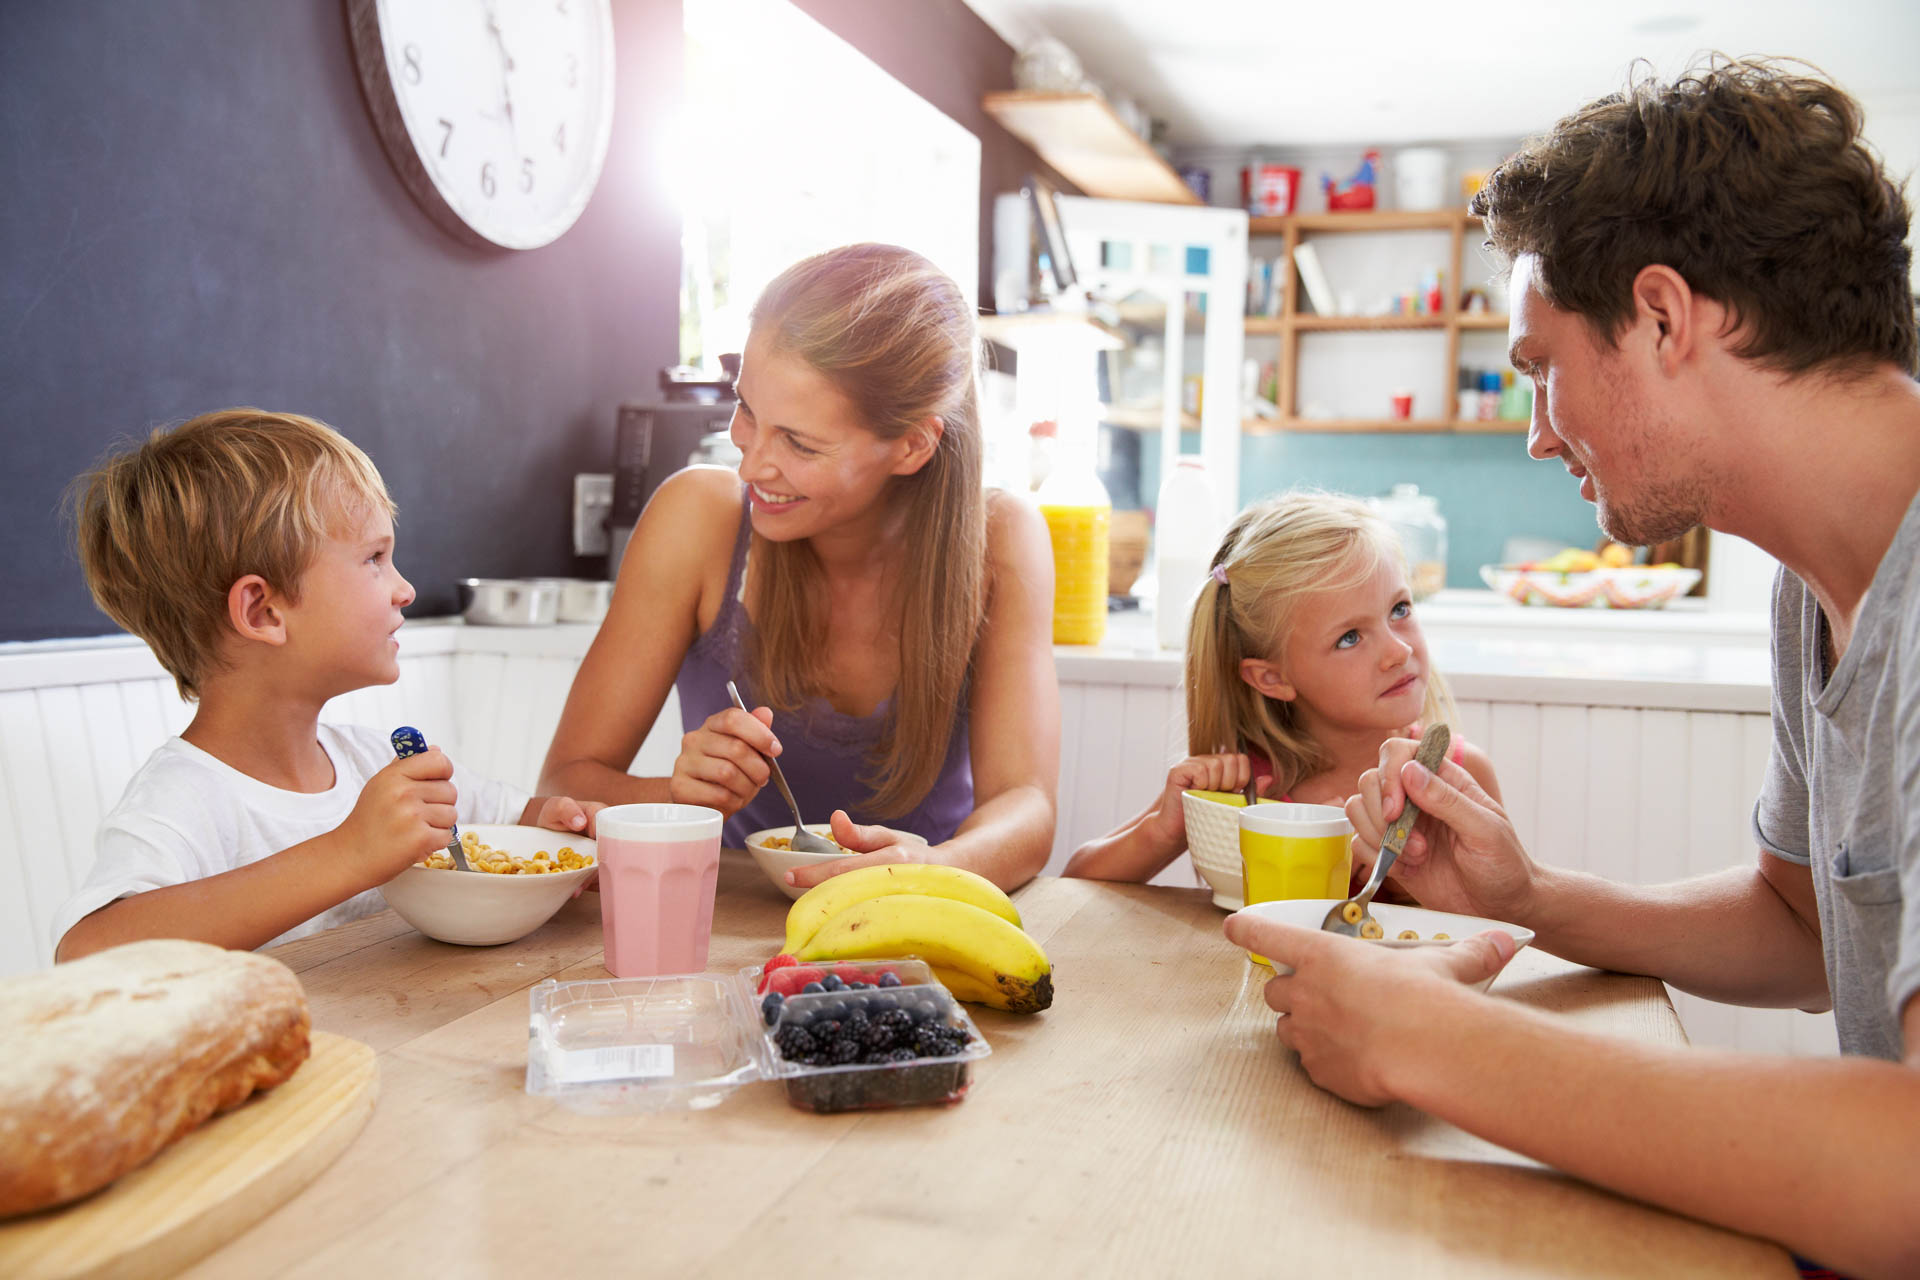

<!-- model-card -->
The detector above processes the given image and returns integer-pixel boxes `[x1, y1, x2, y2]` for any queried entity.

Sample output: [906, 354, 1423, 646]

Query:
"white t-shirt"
[52, 724, 529, 952]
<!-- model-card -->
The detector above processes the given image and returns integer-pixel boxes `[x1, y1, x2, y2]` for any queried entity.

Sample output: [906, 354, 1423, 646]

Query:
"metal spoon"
[1322, 723, 1450, 937]
[390, 726, 473, 871]
[724, 681, 839, 854]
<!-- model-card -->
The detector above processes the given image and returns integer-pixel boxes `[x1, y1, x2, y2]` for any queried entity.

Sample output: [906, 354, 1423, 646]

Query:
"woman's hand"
[784, 809, 932, 890]
[1146, 753, 1264, 848]
[1345, 745, 1539, 923]
[670, 704, 779, 816]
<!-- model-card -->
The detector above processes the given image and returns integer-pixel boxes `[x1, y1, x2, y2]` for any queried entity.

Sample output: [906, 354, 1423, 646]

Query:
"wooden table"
[186, 853, 1792, 1278]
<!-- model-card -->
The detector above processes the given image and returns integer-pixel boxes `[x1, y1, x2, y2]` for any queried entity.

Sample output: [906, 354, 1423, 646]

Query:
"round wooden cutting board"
[0, 1031, 378, 1280]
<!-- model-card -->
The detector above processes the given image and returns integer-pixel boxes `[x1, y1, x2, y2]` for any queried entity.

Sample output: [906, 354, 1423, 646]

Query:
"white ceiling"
[960, 0, 1920, 149]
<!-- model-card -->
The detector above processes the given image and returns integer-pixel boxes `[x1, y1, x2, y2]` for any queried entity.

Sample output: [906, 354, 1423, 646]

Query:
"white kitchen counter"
[1057, 591, 1772, 714]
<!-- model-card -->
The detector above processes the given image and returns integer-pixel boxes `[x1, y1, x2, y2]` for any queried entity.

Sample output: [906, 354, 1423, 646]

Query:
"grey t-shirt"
[1752, 485, 1920, 1060]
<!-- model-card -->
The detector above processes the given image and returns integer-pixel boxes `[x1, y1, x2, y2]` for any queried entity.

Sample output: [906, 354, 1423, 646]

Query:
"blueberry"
[877, 972, 902, 988]
[821, 974, 846, 992]
[785, 1008, 815, 1029]
[761, 992, 785, 1026]
[801, 981, 825, 995]
[849, 981, 873, 990]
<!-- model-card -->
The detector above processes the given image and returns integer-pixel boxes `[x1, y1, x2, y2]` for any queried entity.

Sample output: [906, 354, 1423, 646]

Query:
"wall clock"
[346, 0, 616, 250]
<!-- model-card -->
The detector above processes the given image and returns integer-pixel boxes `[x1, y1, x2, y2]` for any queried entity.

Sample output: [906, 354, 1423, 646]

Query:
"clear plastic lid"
[526, 958, 991, 1115]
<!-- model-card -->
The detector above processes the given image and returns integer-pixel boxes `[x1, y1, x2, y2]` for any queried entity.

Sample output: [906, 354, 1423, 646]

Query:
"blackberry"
[860, 1021, 897, 1053]
[773, 1025, 818, 1060]
[878, 972, 902, 988]
[812, 1019, 843, 1043]
[862, 1051, 894, 1065]
[805, 1052, 832, 1067]
[886, 1047, 918, 1063]
[761, 992, 785, 1026]
[829, 1038, 862, 1065]
[876, 1009, 913, 1039]
[842, 1011, 871, 1038]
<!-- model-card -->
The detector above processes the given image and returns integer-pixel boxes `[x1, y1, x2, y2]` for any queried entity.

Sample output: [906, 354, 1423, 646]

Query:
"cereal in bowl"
[420, 831, 595, 874]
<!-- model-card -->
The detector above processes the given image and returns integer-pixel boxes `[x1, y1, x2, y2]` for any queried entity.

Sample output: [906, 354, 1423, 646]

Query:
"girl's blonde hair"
[1184, 491, 1457, 795]
[744, 244, 986, 818]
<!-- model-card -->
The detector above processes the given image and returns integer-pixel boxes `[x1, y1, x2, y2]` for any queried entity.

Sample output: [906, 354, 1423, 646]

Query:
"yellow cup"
[1238, 803, 1352, 966]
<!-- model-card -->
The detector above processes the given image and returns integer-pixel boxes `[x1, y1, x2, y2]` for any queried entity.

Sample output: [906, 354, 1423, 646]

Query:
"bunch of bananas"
[779, 865, 1053, 1013]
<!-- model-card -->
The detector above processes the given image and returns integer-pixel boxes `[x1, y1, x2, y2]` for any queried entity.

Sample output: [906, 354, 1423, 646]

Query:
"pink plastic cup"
[595, 803, 724, 978]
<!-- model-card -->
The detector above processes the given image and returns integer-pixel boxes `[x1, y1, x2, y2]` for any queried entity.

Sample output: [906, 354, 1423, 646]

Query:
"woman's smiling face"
[728, 332, 918, 542]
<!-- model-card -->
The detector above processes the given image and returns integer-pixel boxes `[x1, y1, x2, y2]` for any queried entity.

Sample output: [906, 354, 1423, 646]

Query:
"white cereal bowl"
[1229, 899, 1536, 992]
[1180, 790, 1282, 910]
[746, 825, 852, 900]
[379, 824, 596, 946]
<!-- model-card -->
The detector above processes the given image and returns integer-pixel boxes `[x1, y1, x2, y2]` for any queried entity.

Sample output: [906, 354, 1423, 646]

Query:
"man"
[1225, 58, 1920, 1279]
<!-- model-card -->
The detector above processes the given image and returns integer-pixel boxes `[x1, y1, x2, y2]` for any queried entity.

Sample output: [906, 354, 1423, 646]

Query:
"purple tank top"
[673, 498, 975, 848]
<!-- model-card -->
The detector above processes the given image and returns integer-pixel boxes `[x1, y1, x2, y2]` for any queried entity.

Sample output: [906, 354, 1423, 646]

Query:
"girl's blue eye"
[1336, 629, 1361, 649]
[1390, 600, 1411, 619]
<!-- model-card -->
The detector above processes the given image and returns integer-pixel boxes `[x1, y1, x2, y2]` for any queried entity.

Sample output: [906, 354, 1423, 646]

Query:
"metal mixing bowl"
[457, 578, 560, 626]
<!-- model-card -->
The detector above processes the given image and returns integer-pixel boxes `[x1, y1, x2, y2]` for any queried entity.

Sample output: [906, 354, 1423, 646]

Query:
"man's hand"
[1346, 746, 1541, 923]
[339, 748, 459, 882]
[1224, 911, 1518, 1106]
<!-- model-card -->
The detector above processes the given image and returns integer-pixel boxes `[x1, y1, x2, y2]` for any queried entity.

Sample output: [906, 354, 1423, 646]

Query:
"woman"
[540, 244, 1058, 891]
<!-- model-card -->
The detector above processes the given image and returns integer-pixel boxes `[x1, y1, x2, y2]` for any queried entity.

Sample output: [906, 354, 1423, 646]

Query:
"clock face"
[351, 0, 616, 250]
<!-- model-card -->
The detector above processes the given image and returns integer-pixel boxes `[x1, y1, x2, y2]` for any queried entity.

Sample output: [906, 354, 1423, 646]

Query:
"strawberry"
[757, 953, 798, 994]
[769, 965, 825, 997]
[831, 963, 869, 986]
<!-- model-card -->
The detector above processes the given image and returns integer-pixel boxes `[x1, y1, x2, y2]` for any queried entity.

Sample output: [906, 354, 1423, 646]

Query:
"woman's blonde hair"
[744, 244, 986, 817]
[71, 408, 394, 700]
[1184, 491, 1456, 794]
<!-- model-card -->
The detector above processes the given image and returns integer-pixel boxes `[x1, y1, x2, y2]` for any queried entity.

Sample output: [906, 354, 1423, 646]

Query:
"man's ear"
[227, 575, 289, 646]
[1239, 657, 1294, 702]
[1630, 264, 1697, 377]
[890, 415, 946, 477]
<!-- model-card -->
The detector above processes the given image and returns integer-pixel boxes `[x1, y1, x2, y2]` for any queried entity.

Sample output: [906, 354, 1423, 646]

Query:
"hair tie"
[1210, 564, 1230, 586]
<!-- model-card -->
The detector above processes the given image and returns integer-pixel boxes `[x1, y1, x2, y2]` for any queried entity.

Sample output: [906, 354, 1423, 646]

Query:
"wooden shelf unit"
[982, 92, 1200, 205]
[1242, 209, 1521, 432]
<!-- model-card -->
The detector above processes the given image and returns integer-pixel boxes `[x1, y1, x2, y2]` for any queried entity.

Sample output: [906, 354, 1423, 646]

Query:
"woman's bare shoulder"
[983, 486, 1049, 568]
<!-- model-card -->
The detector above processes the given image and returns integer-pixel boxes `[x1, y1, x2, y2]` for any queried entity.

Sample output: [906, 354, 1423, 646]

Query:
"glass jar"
[1372, 483, 1447, 601]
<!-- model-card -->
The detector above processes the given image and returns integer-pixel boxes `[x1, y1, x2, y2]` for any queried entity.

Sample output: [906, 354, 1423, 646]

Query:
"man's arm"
[1229, 916, 1920, 1280]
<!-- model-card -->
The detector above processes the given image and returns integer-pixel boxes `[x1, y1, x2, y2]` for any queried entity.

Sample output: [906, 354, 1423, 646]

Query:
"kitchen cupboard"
[0, 619, 1833, 1058]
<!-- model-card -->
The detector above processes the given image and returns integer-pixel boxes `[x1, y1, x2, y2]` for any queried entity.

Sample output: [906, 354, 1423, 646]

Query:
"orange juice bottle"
[1035, 449, 1111, 645]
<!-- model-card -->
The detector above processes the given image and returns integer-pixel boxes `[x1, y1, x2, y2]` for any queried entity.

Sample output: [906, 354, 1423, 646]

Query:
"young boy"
[53, 408, 599, 960]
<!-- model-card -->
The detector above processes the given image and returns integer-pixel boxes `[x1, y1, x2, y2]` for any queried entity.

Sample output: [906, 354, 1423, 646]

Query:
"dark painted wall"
[1, 0, 1039, 644]
[1, 0, 683, 641]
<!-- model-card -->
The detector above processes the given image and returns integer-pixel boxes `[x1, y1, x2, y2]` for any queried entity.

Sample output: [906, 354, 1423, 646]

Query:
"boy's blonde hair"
[1184, 491, 1457, 795]
[71, 408, 395, 700]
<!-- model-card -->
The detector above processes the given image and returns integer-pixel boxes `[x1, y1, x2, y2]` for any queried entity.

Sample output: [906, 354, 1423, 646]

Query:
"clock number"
[401, 44, 423, 86]
[519, 158, 535, 193]
[567, 55, 579, 89]
[437, 118, 454, 159]
[554, 122, 567, 154]
[480, 162, 497, 198]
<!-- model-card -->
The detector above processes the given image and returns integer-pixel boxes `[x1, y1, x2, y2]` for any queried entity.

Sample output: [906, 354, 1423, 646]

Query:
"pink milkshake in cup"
[595, 803, 724, 978]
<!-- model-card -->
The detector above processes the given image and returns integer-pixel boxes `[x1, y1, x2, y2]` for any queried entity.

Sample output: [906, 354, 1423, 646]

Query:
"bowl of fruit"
[1480, 543, 1700, 609]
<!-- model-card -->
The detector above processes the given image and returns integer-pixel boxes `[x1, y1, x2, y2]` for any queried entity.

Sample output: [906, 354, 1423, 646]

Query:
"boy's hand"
[1147, 753, 1265, 848]
[342, 748, 458, 881]
[529, 796, 603, 837]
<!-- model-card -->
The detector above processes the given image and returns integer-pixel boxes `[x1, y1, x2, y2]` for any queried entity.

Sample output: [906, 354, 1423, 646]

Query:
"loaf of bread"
[0, 939, 311, 1218]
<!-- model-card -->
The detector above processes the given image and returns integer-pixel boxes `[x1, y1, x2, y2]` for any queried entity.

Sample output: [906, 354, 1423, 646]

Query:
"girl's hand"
[670, 704, 779, 816]
[784, 810, 931, 890]
[1146, 753, 1267, 848]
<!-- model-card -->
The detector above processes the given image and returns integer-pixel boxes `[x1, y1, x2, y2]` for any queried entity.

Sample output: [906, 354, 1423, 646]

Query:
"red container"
[1241, 164, 1301, 217]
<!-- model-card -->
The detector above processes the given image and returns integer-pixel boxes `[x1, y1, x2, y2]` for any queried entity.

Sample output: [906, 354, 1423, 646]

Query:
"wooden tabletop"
[185, 852, 1792, 1278]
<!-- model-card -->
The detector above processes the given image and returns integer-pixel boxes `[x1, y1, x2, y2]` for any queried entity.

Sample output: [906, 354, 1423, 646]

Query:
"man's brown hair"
[72, 409, 395, 699]
[1472, 56, 1916, 376]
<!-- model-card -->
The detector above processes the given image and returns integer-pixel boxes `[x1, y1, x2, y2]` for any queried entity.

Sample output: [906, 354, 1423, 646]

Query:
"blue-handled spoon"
[391, 726, 472, 872]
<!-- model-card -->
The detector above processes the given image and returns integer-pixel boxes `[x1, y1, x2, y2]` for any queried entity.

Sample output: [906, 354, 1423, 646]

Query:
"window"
[678, 0, 981, 371]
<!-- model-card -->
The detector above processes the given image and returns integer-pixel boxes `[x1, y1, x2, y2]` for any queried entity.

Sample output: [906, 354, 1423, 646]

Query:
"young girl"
[1064, 490, 1502, 885]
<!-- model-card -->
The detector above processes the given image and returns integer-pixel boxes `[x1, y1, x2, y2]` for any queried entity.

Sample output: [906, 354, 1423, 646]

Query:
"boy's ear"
[228, 575, 289, 646]
[889, 415, 946, 477]
[1239, 657, 1294, 702]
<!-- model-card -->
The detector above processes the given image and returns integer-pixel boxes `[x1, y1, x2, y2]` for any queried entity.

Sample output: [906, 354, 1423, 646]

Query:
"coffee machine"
[607, 357, 739, 581]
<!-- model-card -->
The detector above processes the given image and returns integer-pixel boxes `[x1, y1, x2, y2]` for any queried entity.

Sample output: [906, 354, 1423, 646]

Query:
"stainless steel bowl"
[457, 578, 559, 626]
[537, 578, 613, 624]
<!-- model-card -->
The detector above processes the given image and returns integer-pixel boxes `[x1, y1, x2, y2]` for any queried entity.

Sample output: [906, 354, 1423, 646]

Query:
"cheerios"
[419, 833, 593, 874]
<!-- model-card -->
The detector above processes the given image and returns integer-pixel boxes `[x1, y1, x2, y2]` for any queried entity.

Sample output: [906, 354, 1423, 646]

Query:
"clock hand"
[483, 1, 521, 158]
